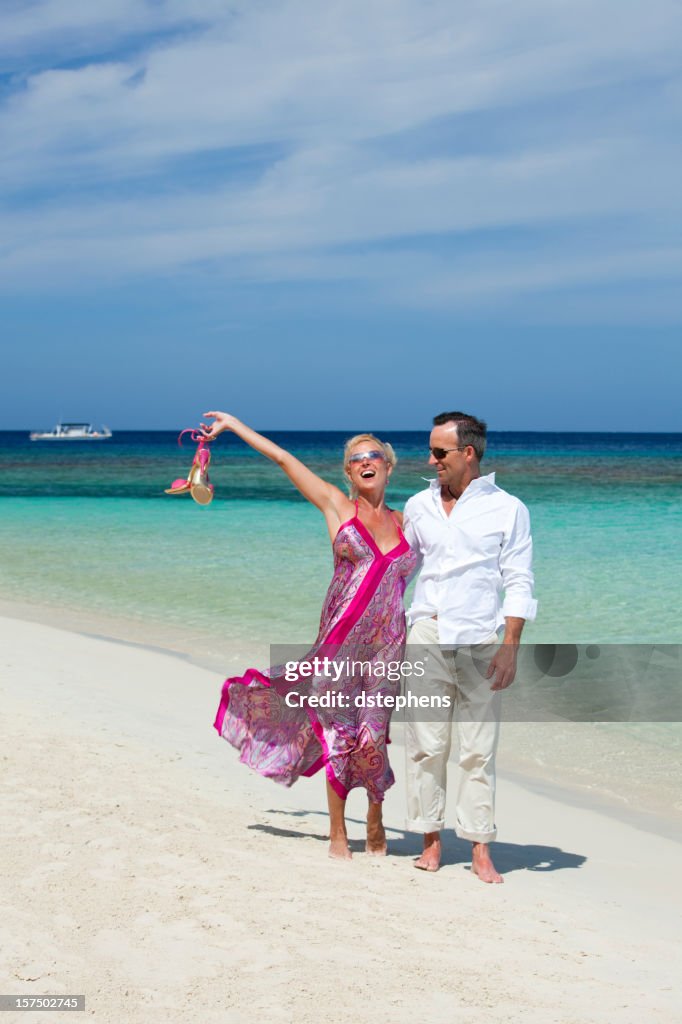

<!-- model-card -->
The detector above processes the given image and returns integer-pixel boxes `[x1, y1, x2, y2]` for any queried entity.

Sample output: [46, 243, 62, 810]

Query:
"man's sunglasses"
[429, 445, 469, 460]
[348, 450, 386, 464]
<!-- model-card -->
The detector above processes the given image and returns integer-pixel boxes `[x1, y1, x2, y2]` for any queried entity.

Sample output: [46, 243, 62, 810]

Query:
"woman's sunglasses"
[348, 450, 386, 464]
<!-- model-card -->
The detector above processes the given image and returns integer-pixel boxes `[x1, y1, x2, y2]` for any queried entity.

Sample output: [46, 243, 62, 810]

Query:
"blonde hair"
[343, 433, 397, 498]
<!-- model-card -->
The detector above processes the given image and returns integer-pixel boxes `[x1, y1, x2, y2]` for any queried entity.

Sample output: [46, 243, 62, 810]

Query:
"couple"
[206, 410, 536, 883]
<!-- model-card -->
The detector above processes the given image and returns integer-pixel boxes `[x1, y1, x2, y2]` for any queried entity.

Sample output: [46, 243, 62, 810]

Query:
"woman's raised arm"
[201, 412, 351, 525]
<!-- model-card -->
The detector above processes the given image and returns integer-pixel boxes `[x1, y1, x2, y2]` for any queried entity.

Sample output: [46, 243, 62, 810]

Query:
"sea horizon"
[5, 427, 681, 435]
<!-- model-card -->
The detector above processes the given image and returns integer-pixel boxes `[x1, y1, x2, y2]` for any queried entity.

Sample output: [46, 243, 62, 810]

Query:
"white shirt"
[403, 473, 537, 645]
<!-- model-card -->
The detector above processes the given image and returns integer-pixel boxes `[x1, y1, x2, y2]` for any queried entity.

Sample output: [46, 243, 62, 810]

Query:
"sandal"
[165, 429, 215, 506]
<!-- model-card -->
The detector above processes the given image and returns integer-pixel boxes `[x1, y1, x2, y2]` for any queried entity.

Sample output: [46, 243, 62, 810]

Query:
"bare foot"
[471, 842, 503, 883]
[414, 831, 441, 872]
[326, 779, 351, 859]
[328, 832, 352, 860]
[366, 803, 387, 856]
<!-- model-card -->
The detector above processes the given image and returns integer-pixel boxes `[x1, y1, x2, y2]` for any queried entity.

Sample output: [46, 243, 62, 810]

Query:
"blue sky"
[1, 0, 681, 431]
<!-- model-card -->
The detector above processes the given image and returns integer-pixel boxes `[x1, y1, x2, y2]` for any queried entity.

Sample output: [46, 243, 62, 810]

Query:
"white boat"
[29, 422, 113, 441]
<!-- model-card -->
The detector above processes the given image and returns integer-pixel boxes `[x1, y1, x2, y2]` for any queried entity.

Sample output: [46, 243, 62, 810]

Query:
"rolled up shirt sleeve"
[500, 501, 538, 621]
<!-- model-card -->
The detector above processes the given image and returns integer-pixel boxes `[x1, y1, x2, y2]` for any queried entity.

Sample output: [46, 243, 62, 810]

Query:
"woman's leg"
[326, 778, 351, 860]
[366, 799, 387, 855]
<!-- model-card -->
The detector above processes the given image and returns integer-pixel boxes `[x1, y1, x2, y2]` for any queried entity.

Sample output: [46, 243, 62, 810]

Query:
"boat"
[29, 422, 113, 441]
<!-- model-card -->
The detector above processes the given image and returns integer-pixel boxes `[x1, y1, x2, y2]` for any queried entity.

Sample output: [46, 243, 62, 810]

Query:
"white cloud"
[0, 0, 680, 314]
[0, 0, 224, 63]
[4, 0, 681, 178]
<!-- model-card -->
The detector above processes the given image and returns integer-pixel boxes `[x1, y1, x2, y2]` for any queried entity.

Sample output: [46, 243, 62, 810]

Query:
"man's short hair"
[433, 411, 487, 461]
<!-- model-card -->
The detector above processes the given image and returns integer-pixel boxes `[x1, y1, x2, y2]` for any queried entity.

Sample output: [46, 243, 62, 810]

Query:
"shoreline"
[1, 604, 680, 843]
[0, 596, 266, 675]
[502, 764, 682, 845]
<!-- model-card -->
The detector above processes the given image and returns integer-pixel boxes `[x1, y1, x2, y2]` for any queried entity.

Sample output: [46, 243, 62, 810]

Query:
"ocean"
[2, 429, 680, 647]
[1, 429, 681, 824]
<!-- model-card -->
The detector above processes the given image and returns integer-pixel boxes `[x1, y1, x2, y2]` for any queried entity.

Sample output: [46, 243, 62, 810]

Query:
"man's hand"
[486, 644, 518, 690]
[486, 617, 525, 690]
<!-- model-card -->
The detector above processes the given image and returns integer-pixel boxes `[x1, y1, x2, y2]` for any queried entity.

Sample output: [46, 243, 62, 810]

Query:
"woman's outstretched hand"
[199, 412, 348, 527]
[200, 411, 240, 439]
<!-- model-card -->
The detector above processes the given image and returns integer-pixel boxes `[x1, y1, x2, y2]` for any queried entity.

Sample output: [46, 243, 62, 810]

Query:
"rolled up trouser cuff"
[405, 817, 445, 834]
[454, 825, 497, 843]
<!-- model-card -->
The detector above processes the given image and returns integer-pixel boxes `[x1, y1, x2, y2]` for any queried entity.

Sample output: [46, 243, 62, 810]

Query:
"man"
[402, 411, 537, 883]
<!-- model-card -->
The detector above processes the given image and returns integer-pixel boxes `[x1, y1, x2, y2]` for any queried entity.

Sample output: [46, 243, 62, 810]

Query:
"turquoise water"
[1, 491, 681, 650]
[1, 430, 680, 651]
[0, 496, 331, 653]
[2, 430, 681, 821]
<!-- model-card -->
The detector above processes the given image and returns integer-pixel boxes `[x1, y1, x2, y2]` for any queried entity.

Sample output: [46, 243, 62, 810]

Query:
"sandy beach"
[1, 614, 680, 1024]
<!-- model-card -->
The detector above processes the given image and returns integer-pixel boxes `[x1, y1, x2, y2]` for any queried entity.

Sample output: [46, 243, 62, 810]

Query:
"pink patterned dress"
[214, 508, 417, 802]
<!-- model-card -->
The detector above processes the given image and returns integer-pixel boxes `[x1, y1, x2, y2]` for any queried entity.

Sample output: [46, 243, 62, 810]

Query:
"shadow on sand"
[248, 809, 586, 874]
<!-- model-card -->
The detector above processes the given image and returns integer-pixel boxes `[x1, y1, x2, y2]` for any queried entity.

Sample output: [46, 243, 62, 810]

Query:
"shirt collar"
[428, 472, 497, 501]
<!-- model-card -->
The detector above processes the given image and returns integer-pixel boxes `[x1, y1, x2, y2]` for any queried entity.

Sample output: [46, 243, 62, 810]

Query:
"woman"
[202, 411, 416, 860]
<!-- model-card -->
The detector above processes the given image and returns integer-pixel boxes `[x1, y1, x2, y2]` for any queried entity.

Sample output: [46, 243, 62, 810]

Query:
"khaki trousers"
[404, 617, 501, 843]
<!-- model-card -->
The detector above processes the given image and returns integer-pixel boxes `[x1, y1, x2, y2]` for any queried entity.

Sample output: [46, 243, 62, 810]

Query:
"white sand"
[1, 615, 680, 1023]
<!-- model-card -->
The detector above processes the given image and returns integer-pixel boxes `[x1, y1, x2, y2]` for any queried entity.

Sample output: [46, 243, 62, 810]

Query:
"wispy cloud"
[0, 0, 221, 66]
[1, 0, 681, 318]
